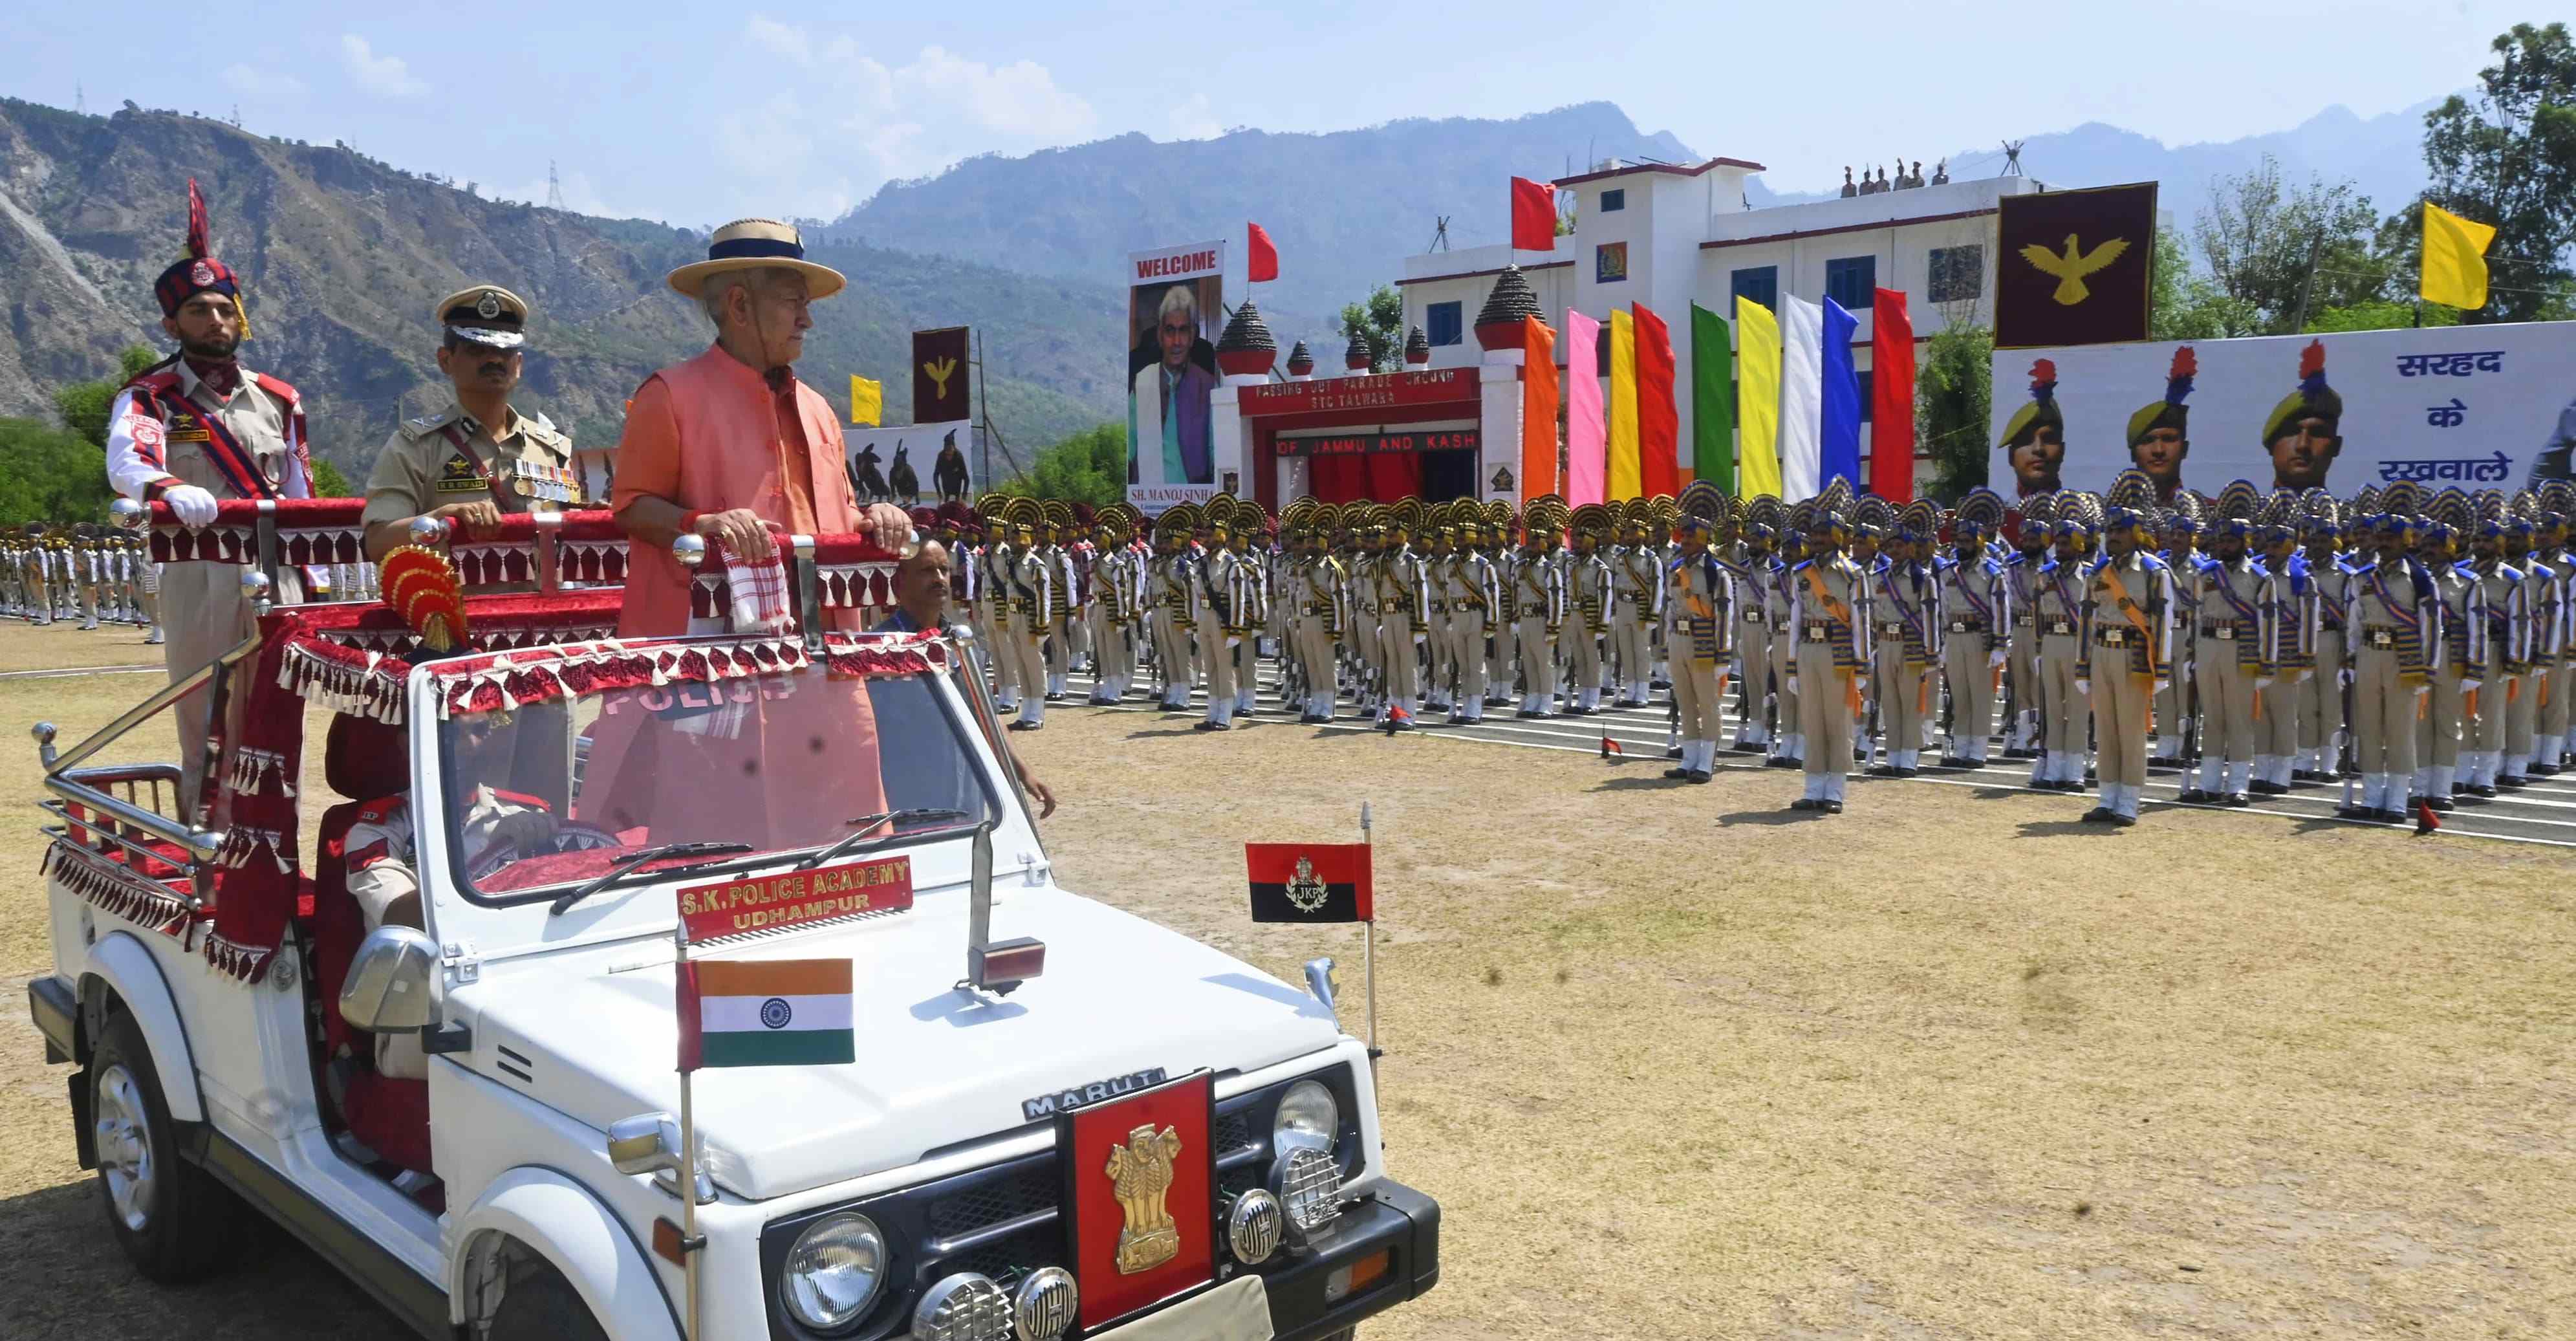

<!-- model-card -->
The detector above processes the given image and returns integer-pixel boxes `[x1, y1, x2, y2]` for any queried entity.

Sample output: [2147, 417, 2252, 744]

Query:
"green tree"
[1915, 322, 1992, 503]
[2302, 299, 2462, 334]
[1000, 422, 1126, 506]
[1338, 284, 1405, 374]
[309, 458, 355, 497]
[0, 419, 114, 525]
[2148, 226, 2262, 340]
[2194, 156, 2386, 333]
[52, 345, 164, 446]
[2419, 22, 2576, 323]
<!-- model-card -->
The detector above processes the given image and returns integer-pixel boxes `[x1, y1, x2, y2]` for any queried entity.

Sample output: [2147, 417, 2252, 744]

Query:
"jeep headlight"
[1272, 1078, 1338, 1157]
[779, 1212, 886, 1332]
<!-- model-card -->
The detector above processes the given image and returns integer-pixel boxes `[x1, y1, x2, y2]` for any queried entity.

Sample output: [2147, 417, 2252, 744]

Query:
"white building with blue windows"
[1396, 157, 2046, 487]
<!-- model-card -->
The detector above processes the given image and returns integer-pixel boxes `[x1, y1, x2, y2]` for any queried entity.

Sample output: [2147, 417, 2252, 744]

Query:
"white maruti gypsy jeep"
[27, 499, 1438, 1340]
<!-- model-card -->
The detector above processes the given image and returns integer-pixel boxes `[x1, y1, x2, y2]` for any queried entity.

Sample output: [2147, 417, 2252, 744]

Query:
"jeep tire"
[90, 1011, 243, 1282]
[488, 1253, 610, 1341]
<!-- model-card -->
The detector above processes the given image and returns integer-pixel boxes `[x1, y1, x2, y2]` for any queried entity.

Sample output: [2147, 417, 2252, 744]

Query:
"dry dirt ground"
[1, 618, 2571, 1339]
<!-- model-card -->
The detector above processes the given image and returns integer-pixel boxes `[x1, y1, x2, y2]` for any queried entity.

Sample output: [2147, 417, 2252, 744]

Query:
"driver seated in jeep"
[340, 709, 559, 1084]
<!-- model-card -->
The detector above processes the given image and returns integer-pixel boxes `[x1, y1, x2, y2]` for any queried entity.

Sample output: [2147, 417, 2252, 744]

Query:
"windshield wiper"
[548, 841, 754, 917]
[797, 808, 971, 871]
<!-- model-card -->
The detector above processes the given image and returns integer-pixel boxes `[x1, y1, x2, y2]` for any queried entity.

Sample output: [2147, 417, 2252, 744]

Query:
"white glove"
[2296, 669, 2313, 684]
[162, 484, 219, 527]
[2075, 679, 2092, 697]
[2462, 677, 2482, 693]
[2255, 677, 2275, 690]
[1989, 648, 2008, 668]
[2154, 679, 2171, 695]
[1786, 675, 1801, 696]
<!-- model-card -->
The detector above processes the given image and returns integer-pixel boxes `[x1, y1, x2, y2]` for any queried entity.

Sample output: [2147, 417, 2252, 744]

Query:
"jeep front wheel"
[90, 1012, 241, 1281]
[487, 1254, 609, 1341]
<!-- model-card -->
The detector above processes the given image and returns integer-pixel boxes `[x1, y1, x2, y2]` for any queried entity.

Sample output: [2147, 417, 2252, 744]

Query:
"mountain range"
[0, 93, 2447, 488]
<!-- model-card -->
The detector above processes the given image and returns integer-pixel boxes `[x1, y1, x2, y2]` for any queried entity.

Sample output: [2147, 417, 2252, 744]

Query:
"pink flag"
[1564, 309, 1605, 505]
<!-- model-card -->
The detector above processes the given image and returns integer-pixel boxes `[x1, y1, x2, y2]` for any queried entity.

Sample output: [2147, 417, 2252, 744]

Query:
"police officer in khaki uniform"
[362, 286, 580, 561]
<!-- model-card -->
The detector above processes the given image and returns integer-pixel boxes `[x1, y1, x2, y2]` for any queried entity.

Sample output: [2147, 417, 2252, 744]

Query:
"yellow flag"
[849, 375, 883, 426]
[1735, 297, 1782, 499]
[1607, 309, 1640, 499]
[2419, 202, 2496, 310]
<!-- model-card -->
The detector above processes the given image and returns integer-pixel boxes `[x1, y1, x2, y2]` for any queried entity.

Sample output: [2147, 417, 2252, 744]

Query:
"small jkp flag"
[1245, 843, 1372, 924]
[677, 957, 854, 1072]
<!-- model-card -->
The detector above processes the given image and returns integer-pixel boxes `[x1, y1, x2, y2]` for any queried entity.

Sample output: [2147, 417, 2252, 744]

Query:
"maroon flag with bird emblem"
[1995, 182, 2157, 349]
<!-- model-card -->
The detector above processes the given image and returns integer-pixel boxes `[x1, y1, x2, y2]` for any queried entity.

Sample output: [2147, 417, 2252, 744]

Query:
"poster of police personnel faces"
[1990, 322, 2576, 498]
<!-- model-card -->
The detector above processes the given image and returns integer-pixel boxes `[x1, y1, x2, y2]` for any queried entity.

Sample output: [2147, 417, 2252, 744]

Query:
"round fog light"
[915, 1272, 1011, 1341]
[1012, 1265, 1077, 1340]
[1228, 1188, 1283, 1265]
[1272, 1078, 1339, 1156]
[1270, 1146, 1343, 1244]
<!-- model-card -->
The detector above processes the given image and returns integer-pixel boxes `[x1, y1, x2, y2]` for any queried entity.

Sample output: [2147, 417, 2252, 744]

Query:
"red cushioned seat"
[312, 714, 432, 1176]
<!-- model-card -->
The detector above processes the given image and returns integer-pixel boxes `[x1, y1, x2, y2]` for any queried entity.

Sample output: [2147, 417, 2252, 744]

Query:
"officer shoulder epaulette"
[400, 407, 462, 440]
[523, 411, 570, 451]
[251, 371, 301, 408]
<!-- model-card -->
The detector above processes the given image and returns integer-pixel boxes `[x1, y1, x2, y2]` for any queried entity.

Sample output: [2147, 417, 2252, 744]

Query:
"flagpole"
[1359, 801, 1379, 1082]
[674, 919, 702, 1341]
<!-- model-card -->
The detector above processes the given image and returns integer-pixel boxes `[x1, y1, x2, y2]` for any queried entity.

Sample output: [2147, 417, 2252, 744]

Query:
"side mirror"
[1303, 957, 1339, 1020]
[339, 925, 438, 1033]
[606, 1112, 684, 1176]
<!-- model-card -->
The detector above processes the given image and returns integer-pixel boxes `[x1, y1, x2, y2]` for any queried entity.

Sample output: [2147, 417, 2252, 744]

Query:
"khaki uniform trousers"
[1610, 602, 1653, 693]
[2092, 656, 2154, 790]
[1513, 614, 1552, 704]
[1196, 613, 1236, 706]
[2037, 633, 2087, 755]
[2200, 640, 2260, 763]
[2299, 629, 2346, 759]
[1292, 615, 1336, 710]
[2350, 644, 2419, 779]
[1380, 608, 1420, 704]
[1727, 613, 1759, 728]
[1873, 637, 1931, 756]
[2416, 659, 2468, 770]
[1153, 604, 1194, 699]
[1451, 609, 1488, 704]
[1771, 630, 1801, 741]
[1794, 640, 1856, 778]
[2546, 660, 2573, 750]
[2258, 675, 2302, 763]
[1567, 624, 1605, 695]
[1942, 629, 1995, 752]
[2502, 657, 2538, 761]
[1671, 645, 1722, 742]
[2008, 615, 2040, 736]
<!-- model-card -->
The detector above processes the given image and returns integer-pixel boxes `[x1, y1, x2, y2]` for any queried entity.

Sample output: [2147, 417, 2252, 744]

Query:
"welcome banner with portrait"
[1125, 239, 1226, 514]
[1992, 322, 2576, 499]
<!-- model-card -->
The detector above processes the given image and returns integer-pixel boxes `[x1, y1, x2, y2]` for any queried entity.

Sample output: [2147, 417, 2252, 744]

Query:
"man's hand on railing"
[431, 500, 506, 541]
[693, 508, 777, 562]
[857, 502, 911, 555]
[162, 483, 220, 527]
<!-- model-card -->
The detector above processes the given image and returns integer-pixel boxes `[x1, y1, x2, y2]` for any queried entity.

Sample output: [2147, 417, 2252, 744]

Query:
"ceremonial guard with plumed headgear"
[2077, 505, 2173, 825]
[2295, 495, 2354, 781]
[1607, 503, 1665, 708]
[1510, 504, 1566, 719]
[1192, 499, 1244, 730]
[2183, 483, 2280, 807]
[1143, 506, 1196, 711]
[2001, 494, 2051, 758]
[2251, 499, 2316, 794]
[1226, 499, 1270, 718]
[2152, 497, 2209, 767]
[2463, 508, 2533, 795]
[2339, 496, 2439, 821]
[1786, 497, 1870, 811]
[1765, 507, 1810, 769]
[1564, 504, 1616, 714]
[1663, 490, 1736, 783]
[1034, 500, 1077, 701]
[1863, 501, 1943, 776]
[1372, 505, 1429, 727]
[1938, 488, 2011, 767]
[2029, 495, 2096, 791]
[104, 180, 317, 812]
[2530, 491, 2575, 773]
[999, 497, 1053, 730]
[1438, 509, 1493, 723]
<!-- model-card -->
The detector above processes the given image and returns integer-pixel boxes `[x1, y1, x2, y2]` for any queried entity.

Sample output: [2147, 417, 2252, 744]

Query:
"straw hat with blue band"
[666, 218, 846, 300]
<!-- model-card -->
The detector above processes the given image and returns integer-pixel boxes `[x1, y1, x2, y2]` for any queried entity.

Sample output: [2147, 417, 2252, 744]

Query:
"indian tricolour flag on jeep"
[676, 958, 854, 1071]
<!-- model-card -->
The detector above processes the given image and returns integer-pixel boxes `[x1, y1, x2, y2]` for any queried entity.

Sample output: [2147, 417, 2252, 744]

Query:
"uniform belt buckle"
[2049, 620, 2072, 635]
[2210, 624, 2235, 639]
[2101, 629, 2127, 646]
[2371, 631, 2395, 648]
[1949, 620, 1973, 633]
[1804, 624, 1827, 642]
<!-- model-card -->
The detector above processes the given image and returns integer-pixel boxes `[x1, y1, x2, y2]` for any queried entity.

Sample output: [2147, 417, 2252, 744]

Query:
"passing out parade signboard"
[1995, 321, 2576, 496]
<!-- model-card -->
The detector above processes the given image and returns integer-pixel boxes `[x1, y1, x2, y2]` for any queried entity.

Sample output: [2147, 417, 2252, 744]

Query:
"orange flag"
[1521, 315, 1559, 498]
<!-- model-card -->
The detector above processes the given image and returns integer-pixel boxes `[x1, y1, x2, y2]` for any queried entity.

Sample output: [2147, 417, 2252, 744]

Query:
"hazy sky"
[0, 1, 2528, 226]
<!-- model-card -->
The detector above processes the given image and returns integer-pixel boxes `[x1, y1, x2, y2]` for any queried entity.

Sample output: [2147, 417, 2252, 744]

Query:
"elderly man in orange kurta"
[612, 218, 909, 636]
[585, 221, 910, 847]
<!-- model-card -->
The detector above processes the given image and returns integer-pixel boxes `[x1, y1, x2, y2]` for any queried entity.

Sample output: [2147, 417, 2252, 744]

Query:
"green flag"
[1690, 303, 1735, 492]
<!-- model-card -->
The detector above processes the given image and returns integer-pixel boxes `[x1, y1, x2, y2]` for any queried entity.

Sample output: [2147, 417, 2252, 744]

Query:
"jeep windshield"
[436, 653, 998, 903]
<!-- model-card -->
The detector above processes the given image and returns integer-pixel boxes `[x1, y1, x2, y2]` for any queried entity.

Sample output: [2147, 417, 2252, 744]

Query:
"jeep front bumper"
[1259, 1179, 1440, 1341]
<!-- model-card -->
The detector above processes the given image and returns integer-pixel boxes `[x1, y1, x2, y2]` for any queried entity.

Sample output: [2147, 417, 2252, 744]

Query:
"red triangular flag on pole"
[1248, 221, 1279, 283]
[2414, 799, 2441, 836]
[1510, 177, 1556, 252]
[1601, 734, 1623, 758]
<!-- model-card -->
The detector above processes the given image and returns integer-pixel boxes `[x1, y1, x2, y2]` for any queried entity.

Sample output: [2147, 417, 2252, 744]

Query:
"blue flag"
[1819, 297, 1861, 488]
